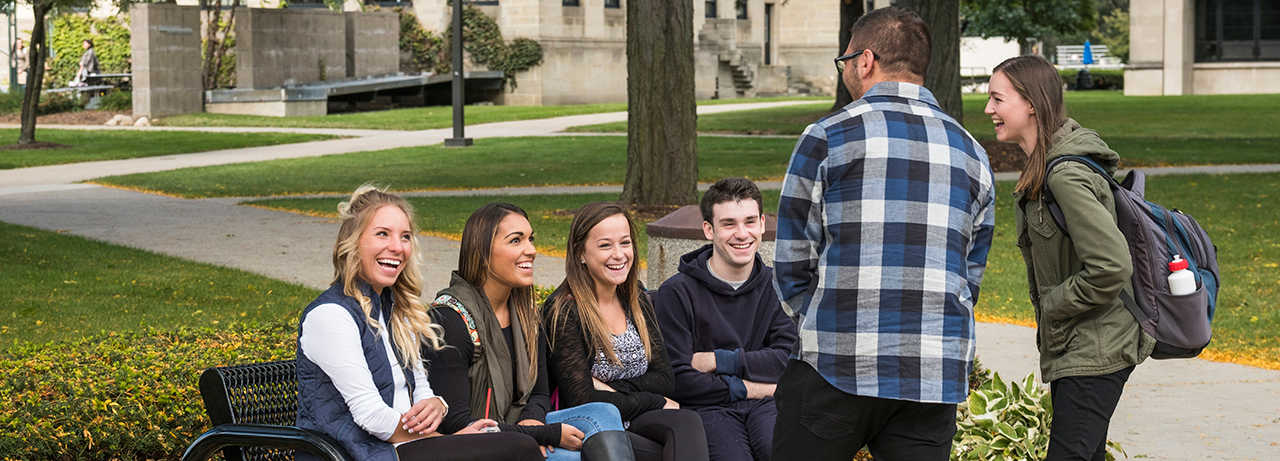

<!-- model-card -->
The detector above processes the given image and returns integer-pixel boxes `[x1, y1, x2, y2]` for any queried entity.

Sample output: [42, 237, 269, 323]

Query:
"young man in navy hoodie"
[653, 177, 798, 461]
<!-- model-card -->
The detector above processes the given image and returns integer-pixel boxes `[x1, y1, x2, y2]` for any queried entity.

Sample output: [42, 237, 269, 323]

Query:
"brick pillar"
[130, 4, 202, 117]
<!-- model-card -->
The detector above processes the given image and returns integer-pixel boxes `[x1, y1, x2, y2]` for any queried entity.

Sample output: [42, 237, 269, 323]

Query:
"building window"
[563, 0, 580, 6]
[1195, 0, 1280, 62]
[706, 1, 717, 18]
[736, 0, 747, 19]
[605, 0, 621, 8]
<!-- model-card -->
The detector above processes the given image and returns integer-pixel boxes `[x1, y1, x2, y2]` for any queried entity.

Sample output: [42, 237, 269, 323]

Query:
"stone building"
[409, 0, 839, 105]
[1127, 0, 1280, 95]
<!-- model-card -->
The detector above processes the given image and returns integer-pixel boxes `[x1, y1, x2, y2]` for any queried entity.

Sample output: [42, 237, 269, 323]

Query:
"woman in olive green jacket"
[984, 56, 1154, 461]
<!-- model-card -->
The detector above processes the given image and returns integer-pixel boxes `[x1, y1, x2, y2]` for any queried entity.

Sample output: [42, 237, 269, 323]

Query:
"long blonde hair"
[996, 55, 1067, 201]
[333, 184, 443, 369]
[546, 202, 653, 364]
[458, 202, 540, 382]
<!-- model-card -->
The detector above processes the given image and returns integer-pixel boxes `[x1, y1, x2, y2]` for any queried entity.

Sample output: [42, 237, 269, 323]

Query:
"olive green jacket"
[1015, 118, 1154, 382]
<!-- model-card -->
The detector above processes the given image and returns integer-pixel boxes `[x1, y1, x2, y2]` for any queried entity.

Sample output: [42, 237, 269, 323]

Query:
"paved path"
[1, 102, 1278, 460]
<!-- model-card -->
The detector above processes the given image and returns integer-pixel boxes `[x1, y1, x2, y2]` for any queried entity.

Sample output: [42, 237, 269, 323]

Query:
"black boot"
[580, 430, 635, 461]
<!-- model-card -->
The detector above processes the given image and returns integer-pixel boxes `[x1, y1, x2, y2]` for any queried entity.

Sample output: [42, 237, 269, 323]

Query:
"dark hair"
[849, 6, 930, 78]
[993, 55, 1067, 201]
[700, 177, 763, 222]
[458, 202, 540, 381]
[83, 39, 93, 47]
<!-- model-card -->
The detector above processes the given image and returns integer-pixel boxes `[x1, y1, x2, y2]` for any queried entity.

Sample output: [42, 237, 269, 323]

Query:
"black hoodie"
[652, 244, 798, 407]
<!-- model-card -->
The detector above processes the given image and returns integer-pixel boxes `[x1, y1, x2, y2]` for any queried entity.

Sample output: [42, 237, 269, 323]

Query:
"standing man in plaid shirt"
[771, 7, 994, 461]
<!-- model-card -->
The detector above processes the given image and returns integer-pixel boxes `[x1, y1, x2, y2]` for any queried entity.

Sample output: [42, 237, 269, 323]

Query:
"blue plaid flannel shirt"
[773, 82, 995, 404]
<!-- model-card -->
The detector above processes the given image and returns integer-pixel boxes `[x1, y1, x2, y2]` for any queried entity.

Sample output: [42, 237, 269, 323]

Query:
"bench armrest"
[181, 424, 350, 461]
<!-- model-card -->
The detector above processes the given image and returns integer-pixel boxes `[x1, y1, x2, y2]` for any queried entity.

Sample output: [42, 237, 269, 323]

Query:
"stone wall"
[345, 11, 399, 78]
[130, 4, 202, 117]
[236, 8, 347, 89]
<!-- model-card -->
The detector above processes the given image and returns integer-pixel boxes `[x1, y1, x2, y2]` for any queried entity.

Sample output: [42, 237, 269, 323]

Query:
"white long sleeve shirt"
[299, 304, 441, 441]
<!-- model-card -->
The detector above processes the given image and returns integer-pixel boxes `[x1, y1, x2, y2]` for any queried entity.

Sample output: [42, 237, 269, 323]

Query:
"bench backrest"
[199, 360, 300, 461]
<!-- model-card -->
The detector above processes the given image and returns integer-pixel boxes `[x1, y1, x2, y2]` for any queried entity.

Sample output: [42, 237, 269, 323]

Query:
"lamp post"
[444, 0, 472, 147]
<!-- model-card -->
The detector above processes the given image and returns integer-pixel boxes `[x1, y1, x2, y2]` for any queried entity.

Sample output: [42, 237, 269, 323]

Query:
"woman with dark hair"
[986, 56, 1152, 461]
[427, 202, 633, 461]
[542, 202, 709, 461]
[295, 185, 543, 461]
[71, 39, 98, 87]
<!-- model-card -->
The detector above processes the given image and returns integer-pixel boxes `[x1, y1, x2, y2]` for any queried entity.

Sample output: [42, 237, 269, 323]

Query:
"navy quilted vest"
[296, 282, 407, 461]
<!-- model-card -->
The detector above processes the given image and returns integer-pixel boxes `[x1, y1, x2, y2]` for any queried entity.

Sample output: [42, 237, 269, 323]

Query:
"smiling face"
[486, 212, 537, 291]
[582, 213, 633, 294]
[703, 198, 763, 276]
[357, 205, 413, 292]
[985, 71, 1038, 155]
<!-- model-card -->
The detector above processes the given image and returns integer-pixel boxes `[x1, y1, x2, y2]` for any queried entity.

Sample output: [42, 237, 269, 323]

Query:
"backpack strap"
[432, 294, 481, 352]
[1042, 155, 1117, 237]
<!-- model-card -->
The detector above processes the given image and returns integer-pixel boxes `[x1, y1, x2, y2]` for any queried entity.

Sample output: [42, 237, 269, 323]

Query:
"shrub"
[97, 90, 132, 111]
[393, 7, 447, 74]
[37, 91, 83, 115]
[48, 14, 131, 88]
[1059, 68, 1124, 91]
[952, 371, 1125, 461]
[0, 91, 23, 115]
[0, 324, 295, 459]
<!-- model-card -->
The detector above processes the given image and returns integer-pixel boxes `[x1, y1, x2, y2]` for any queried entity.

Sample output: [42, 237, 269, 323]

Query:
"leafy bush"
[393, 7, 447, 74]
[37, 91, 83, 115]
[1059, 68, 1124, 91]
[0, 91, 23, 115]
[97, 90, 132, 111]
[0, 324, 295, 459]
[952, 371, 1125, 461]
[48, 14, 131, 88]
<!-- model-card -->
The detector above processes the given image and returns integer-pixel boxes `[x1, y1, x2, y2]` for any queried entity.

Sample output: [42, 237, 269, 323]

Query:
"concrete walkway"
[1, 102, 1277, 460]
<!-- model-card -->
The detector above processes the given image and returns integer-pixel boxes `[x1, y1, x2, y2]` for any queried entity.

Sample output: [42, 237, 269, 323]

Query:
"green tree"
[4, 0, 97, 145]
[960, 0, 1097, 55]
[1096, 9, 1129, 62]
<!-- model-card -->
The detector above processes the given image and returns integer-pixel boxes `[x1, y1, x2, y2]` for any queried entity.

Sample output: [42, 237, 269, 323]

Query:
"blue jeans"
[544, 402, 625, 461]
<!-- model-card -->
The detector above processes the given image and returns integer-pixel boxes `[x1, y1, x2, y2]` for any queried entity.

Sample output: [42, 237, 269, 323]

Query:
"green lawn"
[0, 129, 337, 169]
[154, 96, 828, 131]
[94, 136, 800, 198]
[569, 92, 1280, 167]
[252, 173, 1280, 369]
[0, 221, 318, 347]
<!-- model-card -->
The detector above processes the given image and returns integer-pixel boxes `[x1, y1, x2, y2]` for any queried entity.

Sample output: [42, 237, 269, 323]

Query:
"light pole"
[444, 0, 472, 147]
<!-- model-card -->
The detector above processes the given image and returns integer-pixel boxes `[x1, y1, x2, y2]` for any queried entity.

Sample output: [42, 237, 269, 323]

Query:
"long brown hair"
[458, 202, 540, 381]
[546, 202, 652, 364]
[333, 184, 443, 369]
[994, 55, 1067, 201]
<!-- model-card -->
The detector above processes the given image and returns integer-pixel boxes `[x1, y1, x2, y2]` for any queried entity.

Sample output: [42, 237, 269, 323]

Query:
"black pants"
[1046, 366, 1135, 461]
[627, 408, 710, 461]
[395, 431, 542, 461]
[772, 360, 957, 461]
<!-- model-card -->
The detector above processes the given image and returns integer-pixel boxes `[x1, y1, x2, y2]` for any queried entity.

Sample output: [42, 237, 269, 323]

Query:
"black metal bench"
[183, 360, 351, 461]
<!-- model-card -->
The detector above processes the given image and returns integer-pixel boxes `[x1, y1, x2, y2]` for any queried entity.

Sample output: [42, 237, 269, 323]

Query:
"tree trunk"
[621, 0, 697, 207]
[832, 0, 864, 111]
[894, 0, 963, 123]
[19, 3, 51, 145]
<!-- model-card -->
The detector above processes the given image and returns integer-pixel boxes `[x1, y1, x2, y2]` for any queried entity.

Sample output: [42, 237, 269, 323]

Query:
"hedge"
[1059, 68, 1124, 91]
[48, 14, 130, 88]
[0, 324, 295, 459]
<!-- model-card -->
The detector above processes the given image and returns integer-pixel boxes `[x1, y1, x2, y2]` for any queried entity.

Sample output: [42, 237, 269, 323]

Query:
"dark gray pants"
[772, 360, 957, 461]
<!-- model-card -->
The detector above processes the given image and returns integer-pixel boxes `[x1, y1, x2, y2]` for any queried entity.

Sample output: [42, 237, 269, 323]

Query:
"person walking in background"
[295, 185, 542, 461]
[543, 202, 710, 461]
[986, 55, 1152, 461]
[427, 202, 634, 461]
[772, 6, 995, 461]
[653, 177, 796, 461]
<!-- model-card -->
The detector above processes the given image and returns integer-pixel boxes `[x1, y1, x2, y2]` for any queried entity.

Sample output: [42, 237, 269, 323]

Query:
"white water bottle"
[1168, 255, 1196, 296]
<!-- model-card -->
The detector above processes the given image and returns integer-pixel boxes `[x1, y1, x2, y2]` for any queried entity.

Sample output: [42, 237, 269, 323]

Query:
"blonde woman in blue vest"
[295, 185, 543, 461]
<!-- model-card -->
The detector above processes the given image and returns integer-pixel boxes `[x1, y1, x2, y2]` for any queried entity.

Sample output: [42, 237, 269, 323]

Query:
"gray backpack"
[1044, 155, 1219, 359]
